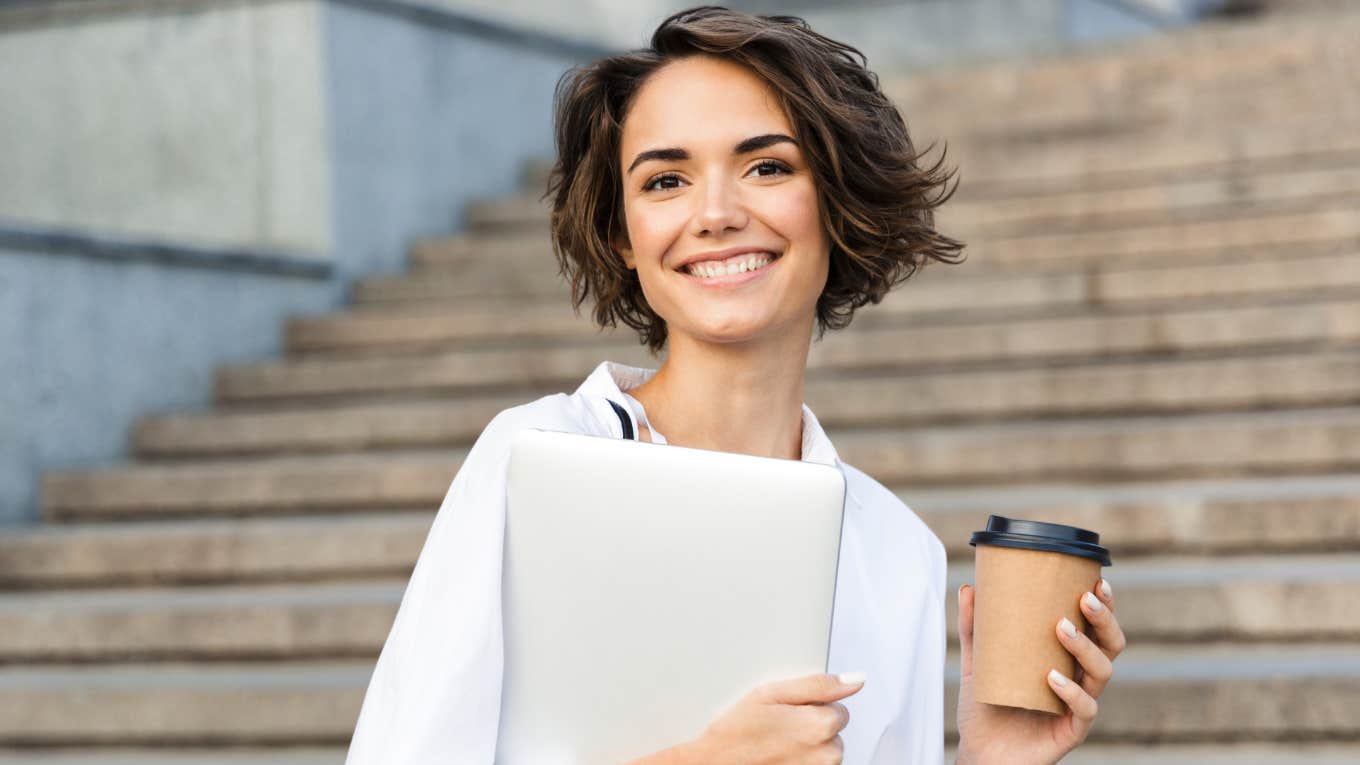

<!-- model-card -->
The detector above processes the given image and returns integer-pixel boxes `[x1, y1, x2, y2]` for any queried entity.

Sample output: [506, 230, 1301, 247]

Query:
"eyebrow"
[626, 133, 797, 176]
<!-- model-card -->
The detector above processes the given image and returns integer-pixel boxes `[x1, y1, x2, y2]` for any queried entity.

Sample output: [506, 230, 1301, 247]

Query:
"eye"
[748, 160, 792, 178]
[642, 172, 685, 192]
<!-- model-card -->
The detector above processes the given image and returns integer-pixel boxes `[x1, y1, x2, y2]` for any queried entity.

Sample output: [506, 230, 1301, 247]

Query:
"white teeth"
[687, 252, 774, 279]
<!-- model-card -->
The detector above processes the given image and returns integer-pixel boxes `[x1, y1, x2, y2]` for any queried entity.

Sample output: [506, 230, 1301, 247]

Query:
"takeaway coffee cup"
[968, 515, 1112, 715]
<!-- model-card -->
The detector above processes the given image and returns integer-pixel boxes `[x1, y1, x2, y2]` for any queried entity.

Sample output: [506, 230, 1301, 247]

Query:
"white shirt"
[346, 361, 947, 765]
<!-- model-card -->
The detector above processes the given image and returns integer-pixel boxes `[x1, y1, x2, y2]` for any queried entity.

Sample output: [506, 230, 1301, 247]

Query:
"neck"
[627, 319, 813, 461]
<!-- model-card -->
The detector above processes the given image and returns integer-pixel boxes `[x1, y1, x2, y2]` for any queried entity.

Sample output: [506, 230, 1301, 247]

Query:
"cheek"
[625, 203, 688, 268]
[764, 186, 830, 284]
[759, 182, 825, 246]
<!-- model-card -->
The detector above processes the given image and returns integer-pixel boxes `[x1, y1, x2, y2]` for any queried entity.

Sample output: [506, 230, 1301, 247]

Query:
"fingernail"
[958, 584, 965, 600]
[1100, 579, 1113, 600]
[1058, 617, 1078, 639]
[1083, 591, 1104, 612]
[837, 671, 866, 686]
[1048, 668, 1069, 687]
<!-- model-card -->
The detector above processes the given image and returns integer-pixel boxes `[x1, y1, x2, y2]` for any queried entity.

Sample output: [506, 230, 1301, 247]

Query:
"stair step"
[42, 452, 463, 520]
[136, 393, 530, 458]
[0, 513, 430, 588]
[936, 163, 1360, 237]
[0, 580, 405, 662]
[44, 408, 1360, 518]
[287, 302, 616, 354]
[909, 35, 1360, 149]
[845, 406, 1360, 487]
[22, 744, 1358, 765]
[2, 644, 1356, 744]
[142, 349, 1360, 458]
[305, 250, 1360, 351]
[2, 555, 1357, 662]
[894, 13, 1360, 134]
[811, 298, 1360, 374]
[964, 201, 1360, 270]
[943, 125, 1360, 197]
[0, 749, 346, 764]
[943, 643, 1360, 740]
[943, 553, 1360, 643]
[910, 473, 1360, 558]
[914, 61, 1355, 153]
[946, 743, 1360, 765]
[354, 250, 569, 303]
[407, 231, 550, 268]
[0, 661, 369, 745]
[221, 299, 1360, 401]
[217, 342, 648, 402]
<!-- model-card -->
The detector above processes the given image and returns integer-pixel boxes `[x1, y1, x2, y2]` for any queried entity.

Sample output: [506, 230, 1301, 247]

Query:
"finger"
[958, 584, 974, 679]
[761, 672, 865, 706]
[1080, 589, 1127, 661]
[824, 701, 850, 735]
[1047, 667, 1098, 740]
[1056, 616, 1115, 699]
[816, 735, 845, 763]
[1097, 577, 1114, 608]
[797, 701, 850, 744]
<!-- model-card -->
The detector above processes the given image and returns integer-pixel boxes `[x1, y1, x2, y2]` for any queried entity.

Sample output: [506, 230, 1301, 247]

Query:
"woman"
[346, 6, 1125, 764]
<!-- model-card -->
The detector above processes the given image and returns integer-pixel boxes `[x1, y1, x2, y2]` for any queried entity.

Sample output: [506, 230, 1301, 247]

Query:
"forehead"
[620, 56, 793, 155]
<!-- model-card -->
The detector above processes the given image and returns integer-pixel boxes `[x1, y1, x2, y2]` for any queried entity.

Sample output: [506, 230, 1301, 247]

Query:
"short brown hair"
[544, 4, 966, 353]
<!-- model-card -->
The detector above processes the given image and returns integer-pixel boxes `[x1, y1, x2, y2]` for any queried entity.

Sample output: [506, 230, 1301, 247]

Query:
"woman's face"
[613, 55, 830, 349]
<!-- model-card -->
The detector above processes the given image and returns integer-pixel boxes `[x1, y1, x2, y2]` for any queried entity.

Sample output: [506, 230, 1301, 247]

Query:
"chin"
[688, 318, 780, 345]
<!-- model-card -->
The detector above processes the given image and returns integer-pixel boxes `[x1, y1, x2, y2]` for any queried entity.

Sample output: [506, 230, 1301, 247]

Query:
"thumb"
[958, 583, 974, 680]
[761, 672, 866, 706]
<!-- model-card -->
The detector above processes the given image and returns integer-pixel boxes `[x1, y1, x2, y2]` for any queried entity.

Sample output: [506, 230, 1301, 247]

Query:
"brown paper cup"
[969, 515, 1111, 715]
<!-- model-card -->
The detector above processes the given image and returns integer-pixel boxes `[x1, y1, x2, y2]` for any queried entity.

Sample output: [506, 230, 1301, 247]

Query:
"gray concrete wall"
[797, 0, 1070, 73]
[418, 0, 1190, 72]
[0, 0, 334, 258]
[0, 0, 594, 525]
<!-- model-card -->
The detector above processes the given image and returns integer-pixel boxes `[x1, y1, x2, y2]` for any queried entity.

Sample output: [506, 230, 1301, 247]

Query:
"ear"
[612, 231, 637, 270]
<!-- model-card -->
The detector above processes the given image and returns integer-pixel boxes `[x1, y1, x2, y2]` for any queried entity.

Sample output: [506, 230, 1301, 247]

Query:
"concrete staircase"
[4, 9, 1360, 763]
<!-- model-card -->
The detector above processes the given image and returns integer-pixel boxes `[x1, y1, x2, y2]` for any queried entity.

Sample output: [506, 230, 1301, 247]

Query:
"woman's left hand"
[953, 578, 1126, 765]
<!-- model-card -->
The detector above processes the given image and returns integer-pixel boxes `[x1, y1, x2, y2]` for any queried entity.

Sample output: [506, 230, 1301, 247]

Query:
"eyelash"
[642, 160, 792, 192]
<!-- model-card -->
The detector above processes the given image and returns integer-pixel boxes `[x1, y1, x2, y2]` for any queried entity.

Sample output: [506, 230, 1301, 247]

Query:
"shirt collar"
[574, 360, 843, 468]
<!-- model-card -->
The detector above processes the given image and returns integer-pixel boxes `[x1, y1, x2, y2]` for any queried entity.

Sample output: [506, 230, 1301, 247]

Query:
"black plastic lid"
[969, 514, 1112, 566]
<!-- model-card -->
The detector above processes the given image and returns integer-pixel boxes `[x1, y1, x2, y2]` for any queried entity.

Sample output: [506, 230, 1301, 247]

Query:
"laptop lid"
[497, 428, 847, 764]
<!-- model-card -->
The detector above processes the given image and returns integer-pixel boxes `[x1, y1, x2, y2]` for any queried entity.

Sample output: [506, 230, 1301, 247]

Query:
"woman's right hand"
[684, 671, 866, 764]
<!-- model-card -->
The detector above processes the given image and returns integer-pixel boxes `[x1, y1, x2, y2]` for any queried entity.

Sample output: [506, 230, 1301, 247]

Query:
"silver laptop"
[497, 428, 848, 764]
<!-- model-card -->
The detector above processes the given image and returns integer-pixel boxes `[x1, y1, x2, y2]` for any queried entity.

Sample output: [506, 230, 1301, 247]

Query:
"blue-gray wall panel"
[324, 1, 584, 283]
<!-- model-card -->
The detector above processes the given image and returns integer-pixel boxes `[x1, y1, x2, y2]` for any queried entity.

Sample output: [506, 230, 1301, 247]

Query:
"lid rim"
[968, 514, 1113, 566]
[969, 534, 1113, 566]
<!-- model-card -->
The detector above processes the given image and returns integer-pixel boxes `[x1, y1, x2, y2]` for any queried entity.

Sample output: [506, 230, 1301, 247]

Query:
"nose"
[689, 174, 748, 237]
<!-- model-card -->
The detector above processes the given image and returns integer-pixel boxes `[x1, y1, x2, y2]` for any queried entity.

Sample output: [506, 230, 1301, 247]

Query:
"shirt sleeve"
[345, 410, 519, 764]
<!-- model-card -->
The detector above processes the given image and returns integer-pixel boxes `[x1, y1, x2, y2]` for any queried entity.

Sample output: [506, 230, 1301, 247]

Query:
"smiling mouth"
[682, 251, 780, 279]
